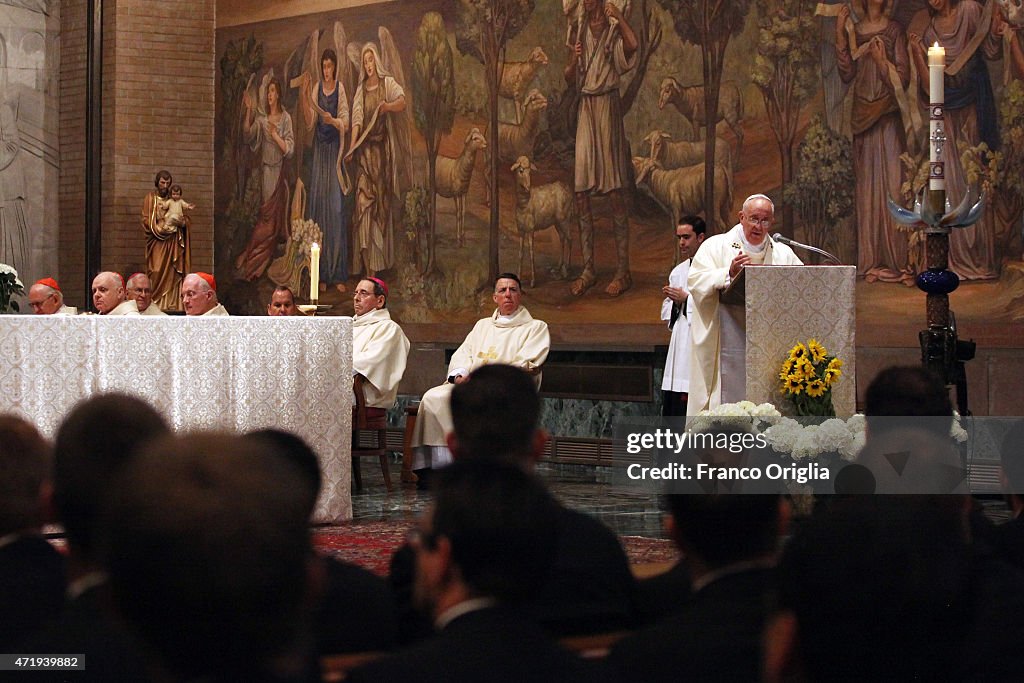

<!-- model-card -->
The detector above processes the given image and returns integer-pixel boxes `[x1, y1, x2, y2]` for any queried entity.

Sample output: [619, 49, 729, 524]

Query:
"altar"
[0, 315, 353, 522]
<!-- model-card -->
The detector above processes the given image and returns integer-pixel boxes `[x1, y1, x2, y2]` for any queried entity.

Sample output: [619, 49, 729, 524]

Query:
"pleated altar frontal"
[0, 315, 353, 522]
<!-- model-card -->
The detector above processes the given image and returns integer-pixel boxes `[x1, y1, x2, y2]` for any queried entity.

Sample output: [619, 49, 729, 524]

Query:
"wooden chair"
[352, 374, 392, 492]
[400, 402, 420, 485]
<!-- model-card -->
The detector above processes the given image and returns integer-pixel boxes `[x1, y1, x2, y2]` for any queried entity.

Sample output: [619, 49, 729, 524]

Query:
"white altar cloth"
[0, 315, 352, 522]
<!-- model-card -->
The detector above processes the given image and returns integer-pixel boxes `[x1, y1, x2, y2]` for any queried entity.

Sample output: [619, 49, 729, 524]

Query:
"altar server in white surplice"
[687, 195, 802, 416]
[661, 216, 706, 417]
[410, 273, 550, 477]
[352, 277, 410, 410]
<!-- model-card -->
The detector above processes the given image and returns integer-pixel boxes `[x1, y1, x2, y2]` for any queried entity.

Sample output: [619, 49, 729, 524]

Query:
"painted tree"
[412, 12, 456, 275]
[456, 0, 535, 284]
[989, 79, 1024, 260]
[751, 0, 819, 233]
[655, 0, 751, 233]
[785, 115, 853, 262]
[219, 35, 263, 204]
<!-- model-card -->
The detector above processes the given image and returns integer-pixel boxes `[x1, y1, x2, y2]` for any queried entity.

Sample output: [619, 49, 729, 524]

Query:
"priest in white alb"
[687, 194, 802, 415]
[409, 273, 550, 478]
[352, 277, 410, 410]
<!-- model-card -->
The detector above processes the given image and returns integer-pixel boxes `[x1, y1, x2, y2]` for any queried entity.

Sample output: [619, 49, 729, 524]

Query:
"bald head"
[28, 283, 63, 315]
[127, 273, 154, 312]
[181, 273, 218, 316]
[92, 272, 126, 314]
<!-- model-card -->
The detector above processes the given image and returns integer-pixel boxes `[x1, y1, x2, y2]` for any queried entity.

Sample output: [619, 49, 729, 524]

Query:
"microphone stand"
[771, 233, 842, 265]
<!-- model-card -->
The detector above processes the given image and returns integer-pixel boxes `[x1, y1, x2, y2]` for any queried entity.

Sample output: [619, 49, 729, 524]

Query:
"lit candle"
[928, 42, 945, 192]
[310, 242, 320, 302]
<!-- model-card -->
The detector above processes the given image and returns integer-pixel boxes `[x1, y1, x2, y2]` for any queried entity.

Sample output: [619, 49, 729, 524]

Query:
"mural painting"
[214, 0, 1024, 337]
[0, 0, 59, 288]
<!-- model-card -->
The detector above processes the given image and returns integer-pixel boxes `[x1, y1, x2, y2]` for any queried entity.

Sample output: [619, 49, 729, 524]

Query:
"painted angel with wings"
[344, 26, 414, 278]
[294, 22, 356, 292]
[235, 69, 295, 282]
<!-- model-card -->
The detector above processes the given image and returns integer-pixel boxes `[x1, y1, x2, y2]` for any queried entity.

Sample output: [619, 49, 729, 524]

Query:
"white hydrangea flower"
[847, 428, 866, 460]
[735, 400, 757, 414]
[763, 417, 803, 455]
[791, 425, 821, 459]
[814, 418, 855, 458]
[0, 263, 15, 276]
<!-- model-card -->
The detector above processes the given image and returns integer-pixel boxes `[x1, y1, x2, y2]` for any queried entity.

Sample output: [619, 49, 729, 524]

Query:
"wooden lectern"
[719, 265, 856, 415]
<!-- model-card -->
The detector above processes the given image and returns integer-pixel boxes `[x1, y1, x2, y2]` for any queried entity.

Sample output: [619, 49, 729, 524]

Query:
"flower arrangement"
[779, 339, 843, 417]
[0, 263, 24, 313]
[698, 401, 969, 461]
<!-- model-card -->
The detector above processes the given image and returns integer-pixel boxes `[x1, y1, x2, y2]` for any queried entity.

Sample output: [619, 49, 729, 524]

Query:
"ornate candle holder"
[885, 144, 982, 414]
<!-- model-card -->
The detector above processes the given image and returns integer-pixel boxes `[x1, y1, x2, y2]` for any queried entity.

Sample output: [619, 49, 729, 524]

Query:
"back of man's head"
[431, 459, 559, 604]
[449, 364, 540, 463]
[772, 497, 969, 681]
[53, 393, 169, 559]
[665, 494, 780, 568]
[99, 433, 312, 682]
[247, 428, 321, 517]
[0, 415, 51, 536]
[864, 365, 952, 436]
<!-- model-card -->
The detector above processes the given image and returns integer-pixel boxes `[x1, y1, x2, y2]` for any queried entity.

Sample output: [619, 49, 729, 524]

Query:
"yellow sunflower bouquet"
[779, 339, 843, 417]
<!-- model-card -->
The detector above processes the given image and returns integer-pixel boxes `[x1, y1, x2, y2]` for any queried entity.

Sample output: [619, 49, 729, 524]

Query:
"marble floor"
[350, 459, 669, 538]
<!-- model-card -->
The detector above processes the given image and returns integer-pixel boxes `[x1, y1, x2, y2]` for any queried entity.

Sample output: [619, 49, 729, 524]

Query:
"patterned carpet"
[312, 521, 677, 576]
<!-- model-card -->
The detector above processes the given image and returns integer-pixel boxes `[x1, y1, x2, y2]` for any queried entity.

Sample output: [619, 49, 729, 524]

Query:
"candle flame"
[933, 42, 940, 49]
[311, 242, 319, 249]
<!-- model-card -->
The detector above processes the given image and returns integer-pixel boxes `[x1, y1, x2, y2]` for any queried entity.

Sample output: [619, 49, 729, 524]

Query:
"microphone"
[772, 233, 841, 265]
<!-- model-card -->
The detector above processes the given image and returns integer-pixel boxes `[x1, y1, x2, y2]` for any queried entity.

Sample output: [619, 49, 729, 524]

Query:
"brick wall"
[59, 0, 86, 305]
[60, 0, 215, 307]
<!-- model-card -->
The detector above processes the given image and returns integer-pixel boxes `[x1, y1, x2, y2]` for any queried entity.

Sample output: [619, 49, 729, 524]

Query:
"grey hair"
[742, 194, 775, 213]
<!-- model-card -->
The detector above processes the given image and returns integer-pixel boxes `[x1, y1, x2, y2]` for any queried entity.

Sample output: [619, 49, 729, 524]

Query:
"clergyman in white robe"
[687, 223, 802, 415]
[661, 259, 694, 397]
[352, 307, 410, 410]
[410, 305, 550, 469]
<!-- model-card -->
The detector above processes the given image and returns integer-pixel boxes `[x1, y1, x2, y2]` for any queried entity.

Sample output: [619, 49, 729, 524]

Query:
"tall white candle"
[310, 242, 320, 301]
[928, 43, 945, 192]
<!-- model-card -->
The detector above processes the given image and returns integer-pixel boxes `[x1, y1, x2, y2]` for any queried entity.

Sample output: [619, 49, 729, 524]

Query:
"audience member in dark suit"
[995, 420, 1024, 569]
[250, 428, 398, 654]
[765, 496, 1024, 682]
[391, 364, 637, 642]
[26, 394, 168, 681]
[857, 365, 969, 495]
[350, 459, 598, 683]
[0, 416, 65, 651]
[99, 433, 320, 683]
[634, 560, 691, 623]
[606, 494, 783, 681]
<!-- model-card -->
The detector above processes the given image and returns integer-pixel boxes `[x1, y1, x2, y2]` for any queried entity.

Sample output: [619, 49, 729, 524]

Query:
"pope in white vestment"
[687, 196, 802, 415]
[352, 306, 410, 410]
[410, 275, 550, 470]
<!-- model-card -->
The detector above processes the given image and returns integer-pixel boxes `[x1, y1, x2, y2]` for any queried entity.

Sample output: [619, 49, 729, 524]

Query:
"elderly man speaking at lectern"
[686, 194, 802, 415]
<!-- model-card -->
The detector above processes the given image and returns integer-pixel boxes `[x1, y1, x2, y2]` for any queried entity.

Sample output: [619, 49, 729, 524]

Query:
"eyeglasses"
[29, 293, 55, 309]
[745, 216, 773, 227]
